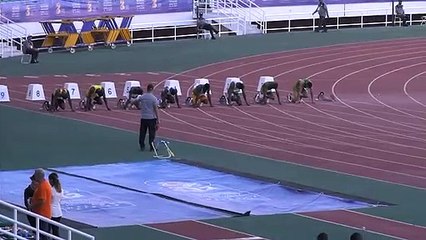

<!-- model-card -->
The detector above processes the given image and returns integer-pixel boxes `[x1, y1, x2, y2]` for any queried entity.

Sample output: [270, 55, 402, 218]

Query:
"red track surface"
[2, 38, 426, 239]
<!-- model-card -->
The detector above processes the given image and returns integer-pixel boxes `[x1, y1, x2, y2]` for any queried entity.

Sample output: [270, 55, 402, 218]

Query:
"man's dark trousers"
[139, 118, 157, 150]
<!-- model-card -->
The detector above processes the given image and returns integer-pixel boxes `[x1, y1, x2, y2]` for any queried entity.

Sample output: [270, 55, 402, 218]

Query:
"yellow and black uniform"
[85, 85, 111, 111]
[227, 82, 249, 106]
[192, 83, 212, 107]
[292, 78, 313, 103]
[124, 86, 144, 110]
[260, 81, 281, 105]
[160, 86, 180, 108]
[51, 88, 74, 111]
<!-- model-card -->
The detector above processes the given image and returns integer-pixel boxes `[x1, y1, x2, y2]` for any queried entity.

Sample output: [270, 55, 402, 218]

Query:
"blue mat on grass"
[0, 160, 374, 227]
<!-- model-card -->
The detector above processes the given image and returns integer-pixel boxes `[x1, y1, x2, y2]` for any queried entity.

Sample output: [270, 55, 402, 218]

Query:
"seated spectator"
[395, 0, 409, 26]
[197, 13, 219, 39]
[317, 232, 328, 240]
[23, 35, 39, 63]
[350, 232, 363, 240]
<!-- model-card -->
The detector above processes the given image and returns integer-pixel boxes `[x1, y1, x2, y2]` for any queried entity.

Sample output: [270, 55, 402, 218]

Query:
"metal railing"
[264, 6, 426, 33]
[0, 14, 27, 57]
[130, 17, 239, 42]
[214, 0, 266, 34]
[0, 199, 95, 240]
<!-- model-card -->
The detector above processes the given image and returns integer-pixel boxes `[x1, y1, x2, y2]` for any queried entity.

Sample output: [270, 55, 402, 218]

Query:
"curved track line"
[403, 71, 426, 107]
[232, 106, 426, 162]
[329, 55, 426, 136]
[367, 63, 426, 121]
[196, 108, 426, 179]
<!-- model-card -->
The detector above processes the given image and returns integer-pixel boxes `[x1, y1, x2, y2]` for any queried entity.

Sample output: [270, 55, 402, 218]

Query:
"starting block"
[193, 78, 211, 94]
[63, 82, 81, 100]
[123, 80, 141, 98]
[26, 84, 45, 101]
[257, 76, 275, 92]
[0, 85, 10, 102]
[101, 81, 117, 99]
[164, 79, 182, 96]
[223, 77, 243, 95]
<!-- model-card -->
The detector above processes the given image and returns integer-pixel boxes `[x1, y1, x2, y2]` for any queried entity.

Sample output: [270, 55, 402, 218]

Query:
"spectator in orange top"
[29, 168, 52, 240]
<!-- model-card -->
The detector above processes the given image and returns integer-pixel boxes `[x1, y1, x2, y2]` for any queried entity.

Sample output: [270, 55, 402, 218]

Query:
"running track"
[2, 38, 426, 239]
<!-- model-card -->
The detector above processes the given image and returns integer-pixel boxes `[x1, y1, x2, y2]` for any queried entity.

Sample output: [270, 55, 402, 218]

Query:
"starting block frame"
[64, 82, 81, 100]
[254, 76, 277, 104]
[123, 80, 141, 98]
[0, 85, 10, 102]
[164, 79, 182, 96]
[26, 84, 46, 101]
[223, 77, 243, 95]
[257, 76, 275, 93]
[192, 78, 211, 94]
[185, 78, 211, 106]
[152, 140, 175, 159]
[219, 77, 243, 105]
[101, 81, 118, 99]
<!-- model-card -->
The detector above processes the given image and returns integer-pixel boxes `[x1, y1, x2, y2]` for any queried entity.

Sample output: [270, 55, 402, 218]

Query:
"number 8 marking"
[108, 88, 112, 95]
[36, 90, 40, 97]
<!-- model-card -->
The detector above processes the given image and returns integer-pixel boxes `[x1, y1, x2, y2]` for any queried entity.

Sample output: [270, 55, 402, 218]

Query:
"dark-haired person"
[312, 0, 329, 32]
[84, 84, 111, 111]
[133, 84, 159, 151]
[197, 13, 219, 39]
[28, 168, 51, 240]
[192, 83, 213, 107]
[48, 173, 63, 238]
[317, 232, 328, 240]
[159, 86, 180, 108]
[395, 0, 409, 26]
[259, 81, 281, 105]
[124, 86, 144, 110]
[227, 81, 249, 106]
[24, 175, 38, 230]
[292, 78, 314, 103]
[49, 88, 74, 112]
[23, 35, 39, 63]
[350, 232, 363, 240]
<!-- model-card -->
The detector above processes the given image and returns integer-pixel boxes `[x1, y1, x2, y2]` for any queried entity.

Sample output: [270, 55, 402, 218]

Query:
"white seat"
[20, 54, 31, 64]
[395, 16, 402, 26]
[197, 29, 210, 39]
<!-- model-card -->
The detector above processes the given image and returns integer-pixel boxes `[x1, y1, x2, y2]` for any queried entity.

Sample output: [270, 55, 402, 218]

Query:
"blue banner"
[0, 0, 193, 22]
[0, 0, 421, 22]
[53, 160, 372, 215]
